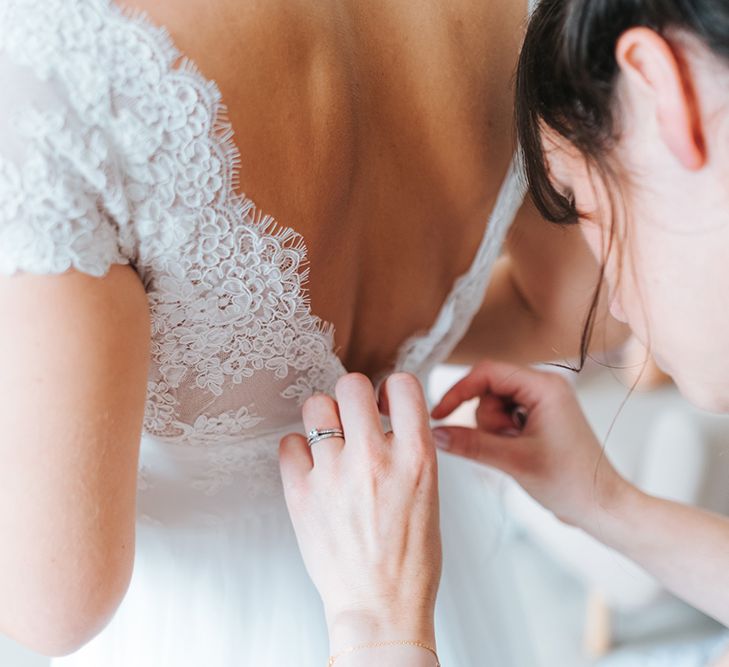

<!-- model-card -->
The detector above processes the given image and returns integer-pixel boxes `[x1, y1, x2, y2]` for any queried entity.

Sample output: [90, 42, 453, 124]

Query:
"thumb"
[432, 426, 521, 475]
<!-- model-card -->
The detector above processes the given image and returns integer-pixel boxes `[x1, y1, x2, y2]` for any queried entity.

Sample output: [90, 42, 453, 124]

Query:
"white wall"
[0, 634, 47, 667]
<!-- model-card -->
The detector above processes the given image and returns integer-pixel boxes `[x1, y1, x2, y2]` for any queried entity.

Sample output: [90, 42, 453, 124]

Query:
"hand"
[279, 373, 442, 653]
[431, 360, 632, 530]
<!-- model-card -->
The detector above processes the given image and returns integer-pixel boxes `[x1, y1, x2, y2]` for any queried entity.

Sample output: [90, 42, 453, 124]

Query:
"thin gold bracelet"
[328, 640, 441, 666]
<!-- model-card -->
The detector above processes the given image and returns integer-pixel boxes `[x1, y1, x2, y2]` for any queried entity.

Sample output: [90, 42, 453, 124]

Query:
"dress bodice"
[0, 0, 525, 497]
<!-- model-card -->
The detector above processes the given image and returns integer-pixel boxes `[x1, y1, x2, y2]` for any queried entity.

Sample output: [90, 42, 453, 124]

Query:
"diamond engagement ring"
[307, 428, 345, 447]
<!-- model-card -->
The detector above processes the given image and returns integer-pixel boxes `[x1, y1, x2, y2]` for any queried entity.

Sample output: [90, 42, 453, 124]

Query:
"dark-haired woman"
[280, 1, 729, 665]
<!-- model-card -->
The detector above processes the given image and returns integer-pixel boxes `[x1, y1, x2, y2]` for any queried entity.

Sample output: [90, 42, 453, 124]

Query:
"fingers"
[335, 373, 385, 444]
[431, 360, 556, 420]
[302, 393, 345, 465]
[278, 433, 312, 491]
[385, 373, 431, 444]
[432, 425, 523, 475]
[475, 394, 522, 434]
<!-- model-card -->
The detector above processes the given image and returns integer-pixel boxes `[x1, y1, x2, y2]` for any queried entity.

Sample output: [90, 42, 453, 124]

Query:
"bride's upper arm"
[452, 197, 629, 365]
[0, 266, 150, 656]
[0, 50, 150, 654]
[503, 197, 629, 357]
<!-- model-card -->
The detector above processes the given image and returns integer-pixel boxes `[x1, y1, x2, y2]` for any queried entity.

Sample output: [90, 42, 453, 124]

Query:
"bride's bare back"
[121, 0, 526, 376]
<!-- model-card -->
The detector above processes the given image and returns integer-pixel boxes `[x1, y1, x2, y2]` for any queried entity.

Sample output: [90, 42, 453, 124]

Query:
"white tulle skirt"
[51, 434, 534, 667]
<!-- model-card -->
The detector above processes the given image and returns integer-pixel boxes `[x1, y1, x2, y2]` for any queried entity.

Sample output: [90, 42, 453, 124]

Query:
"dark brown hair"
[516, 0, 729, 366]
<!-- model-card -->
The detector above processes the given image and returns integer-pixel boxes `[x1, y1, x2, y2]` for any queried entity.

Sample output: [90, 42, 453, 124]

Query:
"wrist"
[327, 608, 436, 656]
[331, 643, 440, 667]
[578, 475, 645, 546]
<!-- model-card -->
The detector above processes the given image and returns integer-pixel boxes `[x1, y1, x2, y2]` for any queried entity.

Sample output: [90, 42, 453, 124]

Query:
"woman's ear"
[616, 27, 706, 170]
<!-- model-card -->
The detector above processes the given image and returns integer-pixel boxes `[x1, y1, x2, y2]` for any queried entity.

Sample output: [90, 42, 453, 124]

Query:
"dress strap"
[394, 152, 527, 379]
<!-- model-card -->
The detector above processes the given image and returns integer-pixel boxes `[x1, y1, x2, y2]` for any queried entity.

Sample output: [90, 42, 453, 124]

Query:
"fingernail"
[433, 429, 451, 451]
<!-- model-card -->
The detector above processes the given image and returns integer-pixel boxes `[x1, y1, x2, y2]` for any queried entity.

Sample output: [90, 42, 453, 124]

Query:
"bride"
[0, 0, 622, 664]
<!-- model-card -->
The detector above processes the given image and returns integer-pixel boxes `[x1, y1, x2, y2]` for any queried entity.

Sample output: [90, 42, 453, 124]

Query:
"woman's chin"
[675, 376, 729, 414]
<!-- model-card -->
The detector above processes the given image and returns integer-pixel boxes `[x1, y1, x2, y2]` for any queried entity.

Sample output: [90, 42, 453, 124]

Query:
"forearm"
[586, 484, 729, 627]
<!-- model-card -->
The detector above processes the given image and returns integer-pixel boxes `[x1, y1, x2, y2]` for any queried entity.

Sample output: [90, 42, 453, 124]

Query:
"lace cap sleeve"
[0, 54, 132, 278]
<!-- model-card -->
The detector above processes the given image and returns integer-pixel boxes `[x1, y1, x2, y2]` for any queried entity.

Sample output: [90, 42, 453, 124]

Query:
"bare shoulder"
[116, 0, 321, 68]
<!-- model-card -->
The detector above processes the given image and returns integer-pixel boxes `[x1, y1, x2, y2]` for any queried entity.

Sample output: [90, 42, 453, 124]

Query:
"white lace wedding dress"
[0, 1, 534, 664]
